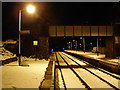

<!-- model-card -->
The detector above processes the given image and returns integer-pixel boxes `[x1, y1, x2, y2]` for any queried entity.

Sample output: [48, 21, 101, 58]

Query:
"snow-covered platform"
[65, 50, 120, 74]
[2, 58, 49, 89]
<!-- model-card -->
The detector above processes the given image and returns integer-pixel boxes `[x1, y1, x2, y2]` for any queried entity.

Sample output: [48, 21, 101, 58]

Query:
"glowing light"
[27, 5, 35, 13]
[33, 41, 38, 45]
[90, 42, 92, 45]
[62, 48, 65, 50]
[51, 49, 54, 52]
[73, 40, 75, 42]
[80, 37, 82, 39]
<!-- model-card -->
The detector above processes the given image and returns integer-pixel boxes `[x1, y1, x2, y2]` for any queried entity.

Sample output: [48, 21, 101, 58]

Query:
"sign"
[33, 41, 38, 45]
[20, 30, 30, 34]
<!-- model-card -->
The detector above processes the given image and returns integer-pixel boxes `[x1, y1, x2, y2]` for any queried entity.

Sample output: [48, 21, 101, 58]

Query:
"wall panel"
[49, 25, 113, 37]
[107, 26, 113, 36]
[99, 26, 106, 36]
[91, 26, 98, 36]
[65, 26, 73, 36]
[83, 26, 90, 36]
[57, 26, 64, 36]
[74, 26, 82, 36]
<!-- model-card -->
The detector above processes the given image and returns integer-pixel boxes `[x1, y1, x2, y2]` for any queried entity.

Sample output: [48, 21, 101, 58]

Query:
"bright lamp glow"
[51, 49, 54, 52]
[62, 48, 65, 50]
[27, 5, 35, 13]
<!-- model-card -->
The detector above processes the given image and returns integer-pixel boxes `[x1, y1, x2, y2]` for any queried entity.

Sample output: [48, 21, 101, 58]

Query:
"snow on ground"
[58, 68, 86, 89]
[62, 52, 88, 66]
[62, 52, 119, 89]
[0, 40, 16, 61]
[56, 53, 67, 66]
[2, 57, 49, 88]
[65, 50, 106, 59]
[2, 39, 17, 44]
[59, 53, 77, 65]
[87, 68, 119, 88]
[63, 52, 120, 82]
[74, 68, 112, 88]
[65, 50, 119, 63]
[1, 40, 49, 88]
[1, 47, 16, 61]
[57, 69, 64, 89]
[109, 59, 119, 63]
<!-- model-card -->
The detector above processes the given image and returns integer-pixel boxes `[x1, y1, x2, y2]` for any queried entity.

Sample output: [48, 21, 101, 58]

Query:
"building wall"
[37, 37, 49, 59]
[105, 24, 120, 58]
[21, 19, 49, 59]
[105, 37, 114, 58]
[21, 35, 49, 59]
[113, 24, 120, 57]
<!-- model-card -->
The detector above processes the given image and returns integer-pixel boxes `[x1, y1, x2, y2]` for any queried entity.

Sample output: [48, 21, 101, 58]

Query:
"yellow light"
[27, 5, 35, 13]
[33, 41, 38, 45]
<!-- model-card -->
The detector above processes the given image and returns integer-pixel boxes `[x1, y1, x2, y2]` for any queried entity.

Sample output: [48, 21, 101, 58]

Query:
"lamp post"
[18, 5, 35, 66]
[19, 10, 21, 66]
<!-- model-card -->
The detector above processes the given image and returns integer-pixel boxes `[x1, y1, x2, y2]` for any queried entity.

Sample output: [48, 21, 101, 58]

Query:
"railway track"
[62, 52, 120, 80]
[55, 52, 119, 90]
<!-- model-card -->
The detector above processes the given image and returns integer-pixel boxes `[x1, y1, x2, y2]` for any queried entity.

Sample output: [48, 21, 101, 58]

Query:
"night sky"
[2, 2, 120, 40]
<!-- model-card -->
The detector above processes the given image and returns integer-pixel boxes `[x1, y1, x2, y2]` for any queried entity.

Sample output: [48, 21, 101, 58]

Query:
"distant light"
[62, 48, 65, 50]
[90, 42, 92, 45]
[69, 42, 71, 43]
[33, 41, 38, 45]
[51, 49, 54, 52]
[73, 40, 75, 42]
[27, 5, 35, 13]
[80, 37, 82, 39]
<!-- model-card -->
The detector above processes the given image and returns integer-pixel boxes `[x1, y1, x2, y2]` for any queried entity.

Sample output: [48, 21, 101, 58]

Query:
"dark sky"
[2, 2, 120, 40]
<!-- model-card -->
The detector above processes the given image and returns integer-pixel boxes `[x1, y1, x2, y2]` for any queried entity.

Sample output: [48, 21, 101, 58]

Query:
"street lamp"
[27, 5, 35, 13]
[18, 5, 35, 66]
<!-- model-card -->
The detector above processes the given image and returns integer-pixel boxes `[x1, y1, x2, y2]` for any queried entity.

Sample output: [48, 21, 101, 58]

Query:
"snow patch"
[2, 58, 49, 88]
[1, 47, 16, 61]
